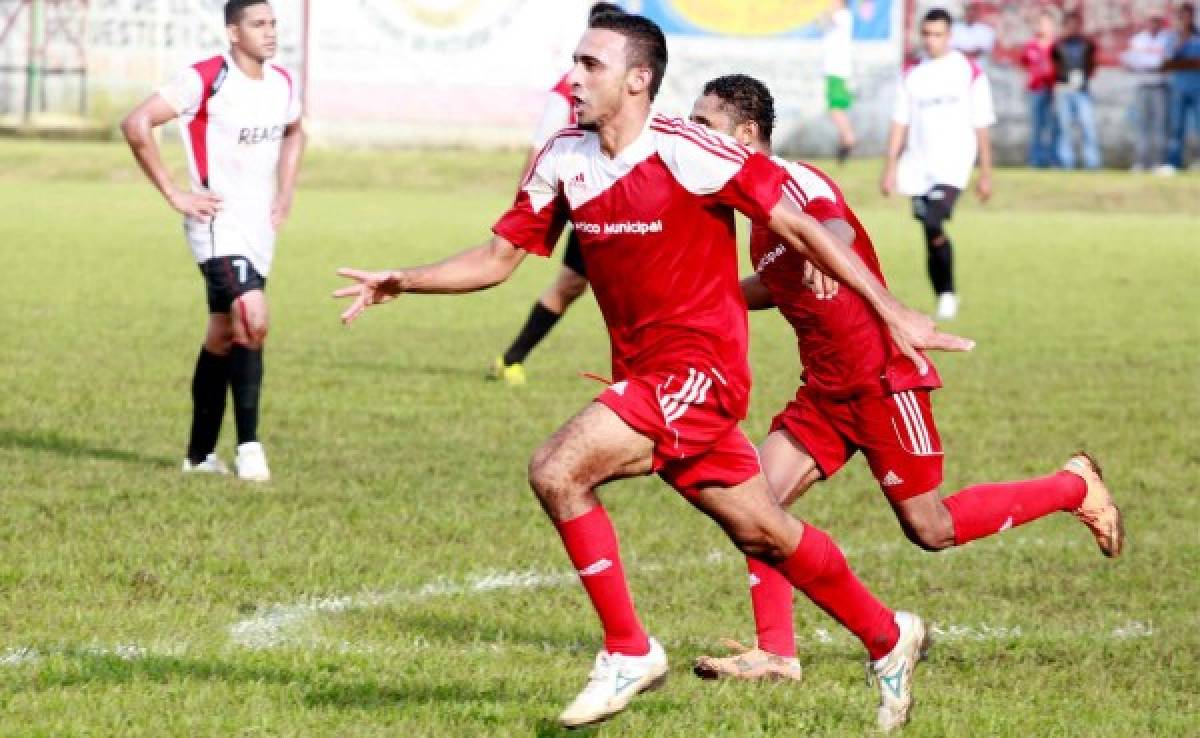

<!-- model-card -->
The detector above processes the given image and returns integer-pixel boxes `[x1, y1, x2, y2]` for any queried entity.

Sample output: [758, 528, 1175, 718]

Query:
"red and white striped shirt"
[494, 112, 787, 419]
[159, 54, 301, 276]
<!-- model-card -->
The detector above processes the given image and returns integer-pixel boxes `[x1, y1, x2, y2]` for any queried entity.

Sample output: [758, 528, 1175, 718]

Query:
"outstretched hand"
[332, 268, 402, 324]
[887, 305, 975, 375]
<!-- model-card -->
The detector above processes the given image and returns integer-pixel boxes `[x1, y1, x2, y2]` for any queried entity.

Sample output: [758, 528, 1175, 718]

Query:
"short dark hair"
[589, 2, 625, 22]
[702, 74, 775, 143]
[588, 13, 668, 100]
[922, 8, 954, 27]
[225, 0, 268, 25]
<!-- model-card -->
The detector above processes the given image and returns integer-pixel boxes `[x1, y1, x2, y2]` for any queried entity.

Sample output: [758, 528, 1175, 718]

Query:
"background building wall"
[0, 0, 1177, 164]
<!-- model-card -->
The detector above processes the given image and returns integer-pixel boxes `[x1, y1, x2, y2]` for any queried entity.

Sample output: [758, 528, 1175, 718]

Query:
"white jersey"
[822, 8, 854, 78]
[159, 53, 302, 276]
[891, 50, 995, 195]
[531, 74, 574, 149]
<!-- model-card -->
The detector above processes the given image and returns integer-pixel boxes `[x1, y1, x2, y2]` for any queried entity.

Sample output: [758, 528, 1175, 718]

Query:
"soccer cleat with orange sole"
[693, 639, 803, 682]
[1063, 452, 1124, 558]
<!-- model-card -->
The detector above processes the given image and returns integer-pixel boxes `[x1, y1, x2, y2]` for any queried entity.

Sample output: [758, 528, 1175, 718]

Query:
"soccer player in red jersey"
[334, 13, 971, 730]
[681, 75, 1124, 684]
[489, 2, 626, 386]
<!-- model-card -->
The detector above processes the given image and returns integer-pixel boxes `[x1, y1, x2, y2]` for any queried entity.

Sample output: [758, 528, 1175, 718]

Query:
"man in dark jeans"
[1162, 2, 1200, 174]
[1053, 11, 1100, 169]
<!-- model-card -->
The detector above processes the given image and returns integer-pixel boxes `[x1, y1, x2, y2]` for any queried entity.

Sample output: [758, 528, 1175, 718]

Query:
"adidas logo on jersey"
[881, 470, 905, 487]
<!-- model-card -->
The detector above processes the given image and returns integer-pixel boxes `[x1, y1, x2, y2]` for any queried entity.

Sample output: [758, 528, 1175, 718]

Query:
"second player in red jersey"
[683, 74, 1123, 684]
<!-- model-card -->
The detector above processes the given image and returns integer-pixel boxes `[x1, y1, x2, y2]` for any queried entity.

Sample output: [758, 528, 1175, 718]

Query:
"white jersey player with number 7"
[121, 0, 305, 481]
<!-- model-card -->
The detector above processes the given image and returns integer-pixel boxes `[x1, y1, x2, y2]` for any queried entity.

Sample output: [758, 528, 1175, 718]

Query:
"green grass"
[0, 139, 1197, 736]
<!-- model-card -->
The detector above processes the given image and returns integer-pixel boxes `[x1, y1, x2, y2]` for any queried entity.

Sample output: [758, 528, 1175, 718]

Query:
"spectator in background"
[952, 3, 996, 63]
[1121, 14, 1172, 171]
[1053, 12, 1101, 169]
[821, 0, 857, 164]
[1161, 2, 1200, 175]
[1021, 10, 1059, 167]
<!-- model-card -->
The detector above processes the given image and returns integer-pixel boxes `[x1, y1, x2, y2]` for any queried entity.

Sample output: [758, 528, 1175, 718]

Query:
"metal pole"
[23, 0, 45, 122]
[302, 0, 310, 117]
[23, 0, 38, 122]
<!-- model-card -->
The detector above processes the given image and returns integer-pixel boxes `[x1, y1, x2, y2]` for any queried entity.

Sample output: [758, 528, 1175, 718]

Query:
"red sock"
[746, 557, 795, 658]
[554, 506, 650, 656]
[776, 524, 899, 661]
[943, 471, 1086, 546]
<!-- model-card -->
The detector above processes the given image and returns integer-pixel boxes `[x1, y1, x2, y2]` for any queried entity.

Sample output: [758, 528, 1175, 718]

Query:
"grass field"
[0, 139, 1197, 737]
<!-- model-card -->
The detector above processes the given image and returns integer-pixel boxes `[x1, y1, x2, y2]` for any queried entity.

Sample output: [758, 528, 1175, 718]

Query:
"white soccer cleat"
[558, 637, 668, 728]
[934, 292, 958, 321]
[182, 453, 229, 475]
[869, 611, 930, 732]
[1153, 164, 1177, 177]
[234, 442, 270, 482]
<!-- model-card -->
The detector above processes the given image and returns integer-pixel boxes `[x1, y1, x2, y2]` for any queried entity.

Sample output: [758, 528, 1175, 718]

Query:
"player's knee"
[903, 516, 954, 552]
[527, 449, 574, 504]
[922, 222, 947, 248]
[204, 325, 234, 355]
[728, 523, 792, 563]
[205, 334, 233, 355]
[560, 274, 589, 302]
[235, 317, 268, 348]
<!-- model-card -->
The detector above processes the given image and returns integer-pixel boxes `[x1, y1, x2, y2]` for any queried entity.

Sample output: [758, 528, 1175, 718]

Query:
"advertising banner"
[629, 0, 894, 40]
[305, 0, 591, 144]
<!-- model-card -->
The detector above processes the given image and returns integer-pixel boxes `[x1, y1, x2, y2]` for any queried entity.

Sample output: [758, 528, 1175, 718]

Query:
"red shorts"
[770, 387, 944, 502]
[596, 368, 761, 499]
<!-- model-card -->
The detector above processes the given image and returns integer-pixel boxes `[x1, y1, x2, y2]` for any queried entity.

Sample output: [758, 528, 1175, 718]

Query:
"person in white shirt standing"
[121, 0, 305, 481]
[882, 7, 994, 321]
[950, 3, 996, 63]
[1121, 14, 1172, 171]
[821, 0, 857, 164]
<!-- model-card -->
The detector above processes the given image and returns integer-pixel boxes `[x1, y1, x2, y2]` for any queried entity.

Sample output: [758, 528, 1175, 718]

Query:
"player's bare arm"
[766, 203, 973, 372]
[334, 235, 526, 324]
[121, 94, 222, 220]
[975, 126, 993, 202]
[880, 121, 907, 196]
[272, 120, 306, 230]
[801, 217, 856, 300]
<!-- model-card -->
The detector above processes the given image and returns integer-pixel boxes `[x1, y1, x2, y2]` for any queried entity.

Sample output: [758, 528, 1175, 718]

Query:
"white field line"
[229, 568, 602, 650]
[226, 535, 1128, 654]
[0, 640, 190, 669]
[0, 535, 1126, 668]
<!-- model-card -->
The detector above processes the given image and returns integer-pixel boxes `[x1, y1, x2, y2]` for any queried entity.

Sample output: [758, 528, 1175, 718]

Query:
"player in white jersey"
[120, 0, 305, 481]
[882, 7, 994, 321]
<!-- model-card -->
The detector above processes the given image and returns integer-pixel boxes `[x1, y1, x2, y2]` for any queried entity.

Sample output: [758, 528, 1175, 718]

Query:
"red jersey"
[1021, 40, 1056, 92]
[749, 158, 940, 398]
[495, 113, 787, 419]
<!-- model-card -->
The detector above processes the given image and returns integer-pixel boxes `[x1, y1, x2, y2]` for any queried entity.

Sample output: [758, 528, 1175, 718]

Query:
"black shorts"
[199, 255, 266, 314]
[912, 185, 961, 230]
[562, 227, 586, 277]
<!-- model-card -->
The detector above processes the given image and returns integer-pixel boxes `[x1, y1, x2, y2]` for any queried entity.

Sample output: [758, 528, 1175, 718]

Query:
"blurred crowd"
[955, 2, 1200, 174]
